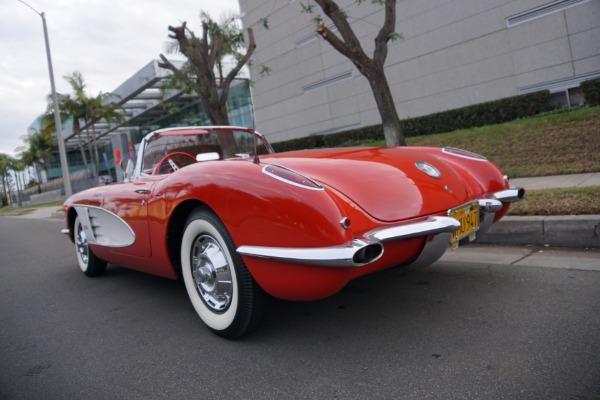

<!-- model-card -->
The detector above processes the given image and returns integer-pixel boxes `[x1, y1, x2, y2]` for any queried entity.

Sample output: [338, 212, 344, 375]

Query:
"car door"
[101, 176, 163, 258]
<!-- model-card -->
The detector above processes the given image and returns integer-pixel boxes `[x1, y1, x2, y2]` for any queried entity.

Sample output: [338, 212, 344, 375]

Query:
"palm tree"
[82, 92, 124, 177]
[0, 153, 11, 206]
[56, 72, 91, 175]
[55, 72, 124, 178]
[16, 129, 56, 193]
[51, 93, 89, 174]
[8, 157, 26, 206]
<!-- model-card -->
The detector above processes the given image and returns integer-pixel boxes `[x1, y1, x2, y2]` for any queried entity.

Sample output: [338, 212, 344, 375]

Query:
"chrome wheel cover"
[191, 234, 233, 312]
[76, 222, 89, 265]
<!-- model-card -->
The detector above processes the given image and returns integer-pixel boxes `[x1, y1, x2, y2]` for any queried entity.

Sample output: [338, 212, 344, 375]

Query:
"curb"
[10, 207, 600, 249]
[479, 215, 600, 248]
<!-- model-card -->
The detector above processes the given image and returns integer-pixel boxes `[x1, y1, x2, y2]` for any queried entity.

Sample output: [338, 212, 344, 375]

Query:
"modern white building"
[239, 0, 600, 143]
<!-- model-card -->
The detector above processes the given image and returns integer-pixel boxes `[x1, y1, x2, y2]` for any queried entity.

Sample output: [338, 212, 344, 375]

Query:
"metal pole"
[41, 12, 72, 196]
[18, 1, 72, 197]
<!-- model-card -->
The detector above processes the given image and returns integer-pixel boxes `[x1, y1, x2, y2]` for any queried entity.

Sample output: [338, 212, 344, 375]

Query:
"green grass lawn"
[364, 106, 600, 215]
[363, 106, 600, 179]
[508, 186, 600, 216]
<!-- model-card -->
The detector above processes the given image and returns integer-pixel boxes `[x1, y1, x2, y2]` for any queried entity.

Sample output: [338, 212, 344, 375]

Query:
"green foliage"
[259, 65, 272, 77]
[581, 77, 600, 106]
[272, 125, 384, 152]
[400, 91, 551, 137]
[272, 91, 552, 151]
[258, 18, 269, 30]
[388, 32, 402, 42]
[300, 2, 315, 13]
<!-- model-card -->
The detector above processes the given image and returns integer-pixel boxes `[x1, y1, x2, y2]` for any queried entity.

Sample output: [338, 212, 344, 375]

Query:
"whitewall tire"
[181, 208, 266, 339]
[74, 216, 107, 277]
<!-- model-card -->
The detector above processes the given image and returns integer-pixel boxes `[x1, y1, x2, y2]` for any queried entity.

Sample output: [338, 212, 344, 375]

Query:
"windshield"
[141, 128, 272, 175]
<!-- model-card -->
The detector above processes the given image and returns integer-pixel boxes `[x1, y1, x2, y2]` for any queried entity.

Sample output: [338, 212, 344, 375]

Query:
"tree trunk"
[367, 68, 405, 147]
[1, 176, 7, 205]
[314, 0, 406, 146]
[91, 124, 101, 177]
[34, 164, 42, 194]
[84, 128, 96, 178]
[74, 122, 89, 172]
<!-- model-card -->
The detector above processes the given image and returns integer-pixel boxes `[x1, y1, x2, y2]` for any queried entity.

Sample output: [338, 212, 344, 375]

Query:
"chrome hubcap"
[76, 223, 89, 265]
[191, 235, 233, 312]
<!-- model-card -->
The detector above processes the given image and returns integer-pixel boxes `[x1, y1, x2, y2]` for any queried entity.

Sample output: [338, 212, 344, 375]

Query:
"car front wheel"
[74, 216, 107, 277]
[181, 208, 266, 339]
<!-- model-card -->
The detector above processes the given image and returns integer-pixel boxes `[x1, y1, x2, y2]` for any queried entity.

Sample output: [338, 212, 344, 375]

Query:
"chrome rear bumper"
[237, 187, 524, 269]
[237, 217, 461, 268]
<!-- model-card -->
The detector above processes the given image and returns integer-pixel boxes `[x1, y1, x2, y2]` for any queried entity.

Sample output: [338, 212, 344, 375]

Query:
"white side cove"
[74, 205, 136, 247]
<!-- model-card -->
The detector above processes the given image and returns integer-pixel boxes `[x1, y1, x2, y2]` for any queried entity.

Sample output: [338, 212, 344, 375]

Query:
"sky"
[0, 0, 240, 157]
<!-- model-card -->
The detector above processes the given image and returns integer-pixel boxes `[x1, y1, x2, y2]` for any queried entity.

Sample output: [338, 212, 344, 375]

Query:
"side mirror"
[196, 152, 220, 162]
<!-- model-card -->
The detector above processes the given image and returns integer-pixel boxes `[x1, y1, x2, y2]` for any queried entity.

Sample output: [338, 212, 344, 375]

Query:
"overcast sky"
[0, 0, 240, 157]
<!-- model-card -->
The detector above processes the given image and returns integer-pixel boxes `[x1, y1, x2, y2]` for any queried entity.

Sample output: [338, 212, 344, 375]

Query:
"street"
[1, 216, 599, 399]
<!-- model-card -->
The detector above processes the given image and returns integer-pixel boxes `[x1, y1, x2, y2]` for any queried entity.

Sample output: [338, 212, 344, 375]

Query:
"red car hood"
[264, 147, 472, 222]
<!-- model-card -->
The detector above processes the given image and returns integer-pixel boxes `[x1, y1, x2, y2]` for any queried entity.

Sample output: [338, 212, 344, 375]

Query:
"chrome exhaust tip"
[352, 243, 384, 265]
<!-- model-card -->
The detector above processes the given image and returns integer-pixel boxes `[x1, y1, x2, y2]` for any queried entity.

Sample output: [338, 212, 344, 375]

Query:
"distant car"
[97, 175, 113, 185]
[62, 126, 524, 338]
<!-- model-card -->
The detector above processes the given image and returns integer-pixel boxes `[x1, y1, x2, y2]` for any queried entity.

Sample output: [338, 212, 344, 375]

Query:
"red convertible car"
[62, 126, 524, 338]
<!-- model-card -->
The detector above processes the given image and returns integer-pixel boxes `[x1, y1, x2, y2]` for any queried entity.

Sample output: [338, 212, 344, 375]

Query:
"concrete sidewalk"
[479, 172, 600, 248]
[4, 172, 600, 248]
[509, 172, 600, 190]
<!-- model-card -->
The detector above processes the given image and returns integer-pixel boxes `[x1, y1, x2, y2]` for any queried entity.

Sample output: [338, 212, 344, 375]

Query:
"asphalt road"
[1, 216, 599, 400]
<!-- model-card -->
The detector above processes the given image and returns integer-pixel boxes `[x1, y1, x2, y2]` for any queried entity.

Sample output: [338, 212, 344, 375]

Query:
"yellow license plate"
[449, 201, 479, 249]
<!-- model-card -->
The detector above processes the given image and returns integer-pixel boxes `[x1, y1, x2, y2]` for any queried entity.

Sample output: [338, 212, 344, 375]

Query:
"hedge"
[581, 77, 600, 106]
[272, 90, 551, 152]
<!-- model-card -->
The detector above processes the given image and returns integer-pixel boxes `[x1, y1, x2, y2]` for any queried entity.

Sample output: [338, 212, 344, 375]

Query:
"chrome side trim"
[61, 228, 70, 235]
[74, 205, 135, 247]
[366, 216, 460, 242]
[237, 239, 384, 268]
[494, 187, 525, 202]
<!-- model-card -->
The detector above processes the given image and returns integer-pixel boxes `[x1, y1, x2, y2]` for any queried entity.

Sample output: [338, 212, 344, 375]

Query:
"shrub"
[581, 77, 600, 106]
[400, 90, 551, 137]
[272, 90, 551, 151]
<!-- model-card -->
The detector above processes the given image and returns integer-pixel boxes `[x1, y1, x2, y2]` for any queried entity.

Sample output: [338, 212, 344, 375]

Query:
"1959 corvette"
[62, 126, 524, 338]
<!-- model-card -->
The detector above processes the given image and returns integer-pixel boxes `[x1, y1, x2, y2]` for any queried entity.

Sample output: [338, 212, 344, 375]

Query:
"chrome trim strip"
[61, 228, 70, 235]
[74, 205, 135, 247]
[494, 187, 525, 202]
[367, 216, 460, 242]
[262, 164, 325, 191]
[237, 239, 383, 267]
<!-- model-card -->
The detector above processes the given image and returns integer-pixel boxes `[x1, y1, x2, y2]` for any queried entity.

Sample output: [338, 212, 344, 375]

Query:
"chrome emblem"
[416, 161, 441, 179]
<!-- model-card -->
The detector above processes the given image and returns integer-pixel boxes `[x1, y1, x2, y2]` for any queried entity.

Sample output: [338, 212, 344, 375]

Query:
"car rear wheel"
[74, 216, 107, 277]
[181, 208, 266, 339]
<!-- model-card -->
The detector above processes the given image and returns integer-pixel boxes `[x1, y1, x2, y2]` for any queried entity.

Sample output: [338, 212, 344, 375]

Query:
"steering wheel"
[154, 152, 197, 175]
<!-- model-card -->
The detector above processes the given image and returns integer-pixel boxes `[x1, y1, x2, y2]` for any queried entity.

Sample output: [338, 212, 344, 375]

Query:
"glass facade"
[47, 77, 254, 183]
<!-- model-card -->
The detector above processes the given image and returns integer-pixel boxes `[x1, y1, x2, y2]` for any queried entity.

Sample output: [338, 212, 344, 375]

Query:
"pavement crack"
[508, 248, 538, 265]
